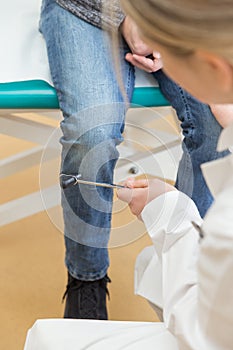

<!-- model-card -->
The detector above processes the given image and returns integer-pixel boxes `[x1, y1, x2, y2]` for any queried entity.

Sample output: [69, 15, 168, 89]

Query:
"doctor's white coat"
[135, 123, 233, 350]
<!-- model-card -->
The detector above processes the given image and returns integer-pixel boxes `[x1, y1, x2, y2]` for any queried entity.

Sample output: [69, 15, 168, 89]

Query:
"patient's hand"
[125, 51, 163, 73]
[120, 16, 163, 73]
[117, 178, 176, 219]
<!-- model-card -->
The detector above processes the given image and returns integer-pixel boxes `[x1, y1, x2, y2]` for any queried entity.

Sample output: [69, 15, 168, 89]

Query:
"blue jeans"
[153, 70, 228, 218]
[40, 0, 226, 281]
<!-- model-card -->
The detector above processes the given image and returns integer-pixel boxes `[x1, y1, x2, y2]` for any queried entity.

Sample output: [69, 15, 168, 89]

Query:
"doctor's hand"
[117, 178, 176, 219]
[120, 16, 163, 73]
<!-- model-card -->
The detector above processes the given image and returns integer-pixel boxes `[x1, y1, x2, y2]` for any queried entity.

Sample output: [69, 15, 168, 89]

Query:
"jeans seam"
[178, 86, 195, 153]
[126, 64, 135, 101]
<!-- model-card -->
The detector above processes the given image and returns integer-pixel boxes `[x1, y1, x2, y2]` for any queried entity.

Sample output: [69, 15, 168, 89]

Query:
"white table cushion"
[0, 0, 157, 87]
[24, 319, 178, 350]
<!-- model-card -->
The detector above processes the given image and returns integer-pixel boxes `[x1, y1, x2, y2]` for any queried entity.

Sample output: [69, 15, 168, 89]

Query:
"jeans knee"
[60, 121, 123, 179]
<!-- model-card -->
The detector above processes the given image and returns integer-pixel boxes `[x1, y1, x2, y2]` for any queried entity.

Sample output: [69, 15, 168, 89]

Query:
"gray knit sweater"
[56, 0, 125, 30]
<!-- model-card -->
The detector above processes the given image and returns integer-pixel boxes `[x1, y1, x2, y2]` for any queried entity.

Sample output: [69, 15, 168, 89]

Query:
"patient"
[39, 0, 227, 320]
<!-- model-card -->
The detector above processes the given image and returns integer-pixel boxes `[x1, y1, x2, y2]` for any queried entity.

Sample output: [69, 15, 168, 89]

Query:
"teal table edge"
[0, 80, 169, 109]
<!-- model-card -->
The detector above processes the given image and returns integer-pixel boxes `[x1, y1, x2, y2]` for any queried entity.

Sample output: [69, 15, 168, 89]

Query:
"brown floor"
[0, 159, 158, 350]
[0, 210, 158, 350]
[0, 109, 179, 350]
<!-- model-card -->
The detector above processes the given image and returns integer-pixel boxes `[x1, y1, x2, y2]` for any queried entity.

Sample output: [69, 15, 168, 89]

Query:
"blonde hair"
[121, 0, 233, 63]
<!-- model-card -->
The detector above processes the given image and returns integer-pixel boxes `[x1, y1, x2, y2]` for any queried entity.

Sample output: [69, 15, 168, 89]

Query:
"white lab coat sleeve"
[141, 191, 208, 350]
[198, 185, 233, 349]
[135, 245, 163, 309]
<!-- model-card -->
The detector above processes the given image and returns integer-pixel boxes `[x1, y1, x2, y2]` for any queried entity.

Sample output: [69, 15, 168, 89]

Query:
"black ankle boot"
[62, 272, 111, 319]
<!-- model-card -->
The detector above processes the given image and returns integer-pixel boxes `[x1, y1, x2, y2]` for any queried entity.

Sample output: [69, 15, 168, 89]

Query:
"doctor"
[118, 0, 233, 349]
